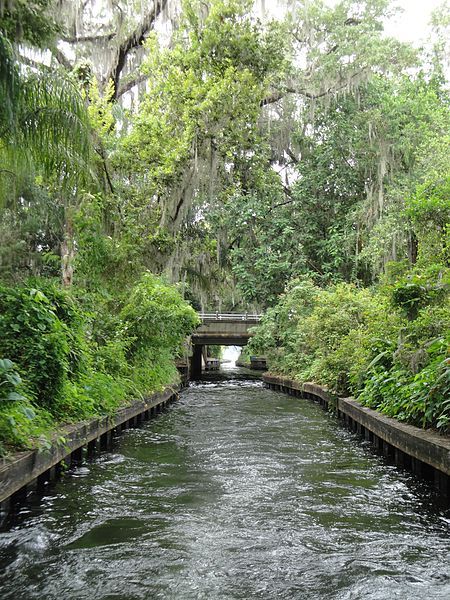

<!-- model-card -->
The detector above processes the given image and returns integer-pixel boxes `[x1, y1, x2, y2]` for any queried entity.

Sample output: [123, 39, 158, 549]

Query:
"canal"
[1, 367, 449, 599]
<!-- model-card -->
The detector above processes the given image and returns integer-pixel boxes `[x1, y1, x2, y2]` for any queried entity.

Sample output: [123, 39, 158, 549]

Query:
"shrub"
[247, 278, 320, 374]
[0, 285, 71, 407]
[0, 358, 51, 455]
[0, 358, 27, 405]
[130, 347, 180, 396]
[0, 275, 198, 453]
[390, 273, 448, 320]
[358, 339, 449, 431]
[54, 371, 129, 421]
[93, 338, 131, 378]
[121, 272, 200, 356]
[250, 268, 449, 430]
[0, 401, 52, 456]
[292, 284, 378, 393]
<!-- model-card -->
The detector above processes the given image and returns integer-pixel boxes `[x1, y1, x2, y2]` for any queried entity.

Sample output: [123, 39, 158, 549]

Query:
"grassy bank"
[0, 274, 199, 456]
[247, 266, 449, 432]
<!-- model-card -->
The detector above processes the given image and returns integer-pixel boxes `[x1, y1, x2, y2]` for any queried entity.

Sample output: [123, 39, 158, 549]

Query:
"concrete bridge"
[190, 313, 261, 376]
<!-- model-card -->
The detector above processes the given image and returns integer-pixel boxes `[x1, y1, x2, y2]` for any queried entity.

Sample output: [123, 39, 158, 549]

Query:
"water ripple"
[0, 368, 449, 599]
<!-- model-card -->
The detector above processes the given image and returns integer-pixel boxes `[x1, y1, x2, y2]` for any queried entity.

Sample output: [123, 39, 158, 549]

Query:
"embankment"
[0, 383, 183, 515]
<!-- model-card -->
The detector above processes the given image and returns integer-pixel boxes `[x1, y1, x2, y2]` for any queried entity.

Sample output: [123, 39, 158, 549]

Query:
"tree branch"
[326, 44, 339, 55]
[20, 52, 74, 76]
[63, 33, 116, 44]
[285, 147, 300, 165]
[261, 86, 330, 106]
[18, 55, 51, 71]
[53, 48, 73, 71]
[344, 18, 361, 26]
[261, 69, 368, 107]
[117, 73, 148, 98]
[264, 197, 295, 216]
[263, 183, 295, 216]
[95, 148, 115, 194]
[106, 0, 168, 101]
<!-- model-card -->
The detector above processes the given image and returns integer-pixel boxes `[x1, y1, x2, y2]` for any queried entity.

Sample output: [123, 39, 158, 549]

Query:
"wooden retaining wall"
[0, 384, 182, 517]
[263, 374, 450, 497]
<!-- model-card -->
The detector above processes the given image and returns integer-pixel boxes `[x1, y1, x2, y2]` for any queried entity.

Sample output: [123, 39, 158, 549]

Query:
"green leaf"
[7, 391, 26, 402]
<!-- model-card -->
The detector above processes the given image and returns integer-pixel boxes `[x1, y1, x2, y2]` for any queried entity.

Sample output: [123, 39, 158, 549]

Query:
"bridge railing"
[198, 312, 262, 322]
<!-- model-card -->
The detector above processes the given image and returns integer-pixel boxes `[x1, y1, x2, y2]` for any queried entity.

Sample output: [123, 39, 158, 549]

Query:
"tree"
[55, 0, 170, 99]
[0, 4, 94, 284]
[223, 71, 450, 305]
[0, 0, 62, 48]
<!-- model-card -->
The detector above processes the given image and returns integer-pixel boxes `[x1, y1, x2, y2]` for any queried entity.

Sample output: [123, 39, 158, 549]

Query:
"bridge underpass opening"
[190, 313, 260, 377]
[222, 346, 241, 365]
[190, 342, 246, 378]
[195, 345, 242, 375]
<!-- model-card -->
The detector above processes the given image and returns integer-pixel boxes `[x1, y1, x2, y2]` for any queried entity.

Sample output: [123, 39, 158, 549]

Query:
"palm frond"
[0, 42, 96, 206]
[20, 71, 94, 188]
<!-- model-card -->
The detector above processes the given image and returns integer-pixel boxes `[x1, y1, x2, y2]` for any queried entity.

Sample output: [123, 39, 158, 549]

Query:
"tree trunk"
[61, 207, 74, 287]
[407, 230, 418, 265]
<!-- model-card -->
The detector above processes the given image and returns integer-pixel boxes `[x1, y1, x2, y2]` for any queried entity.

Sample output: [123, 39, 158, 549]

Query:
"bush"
[0, 401, 52, 456]
[246, 278, 320, 374]
[93, 338, 131, 378]
[292, 284, 378, 393]
[55, 371, 129, 421]
[0, 275, 199, 453]
[390, 272, 448, 320]
[130, 347, 180, 396]
[0, 358, 28, 405]
[0, 285, 72, 407]
[250, 269, 449, 430]
[0, 358, 51, 455]
[358, 339, 449, 431]
[121, 272, 200, 356]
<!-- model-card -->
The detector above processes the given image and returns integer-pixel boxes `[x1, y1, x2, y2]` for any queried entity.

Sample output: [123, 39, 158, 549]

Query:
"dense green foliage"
[0, 1, 200, 454]
[0, 0, 61, 48]
[0, 0, 449, 451]
[0, 277, 198, 454]
[247, 197, 450, 430]
[0, 32, 92, 205]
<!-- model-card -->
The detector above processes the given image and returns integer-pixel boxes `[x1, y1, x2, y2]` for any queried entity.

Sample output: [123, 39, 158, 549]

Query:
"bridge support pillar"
[191, 344, 203, 378]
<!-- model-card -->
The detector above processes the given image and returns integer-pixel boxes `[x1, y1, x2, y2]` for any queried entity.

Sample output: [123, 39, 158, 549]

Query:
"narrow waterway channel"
[1, 367, 450, 599]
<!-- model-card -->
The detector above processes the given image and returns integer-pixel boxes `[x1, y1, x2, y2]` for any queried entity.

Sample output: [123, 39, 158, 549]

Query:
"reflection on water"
[0, 367, 449, 599]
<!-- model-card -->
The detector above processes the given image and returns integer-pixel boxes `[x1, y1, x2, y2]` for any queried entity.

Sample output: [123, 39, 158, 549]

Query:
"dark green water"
[1, 368, 450, 599]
